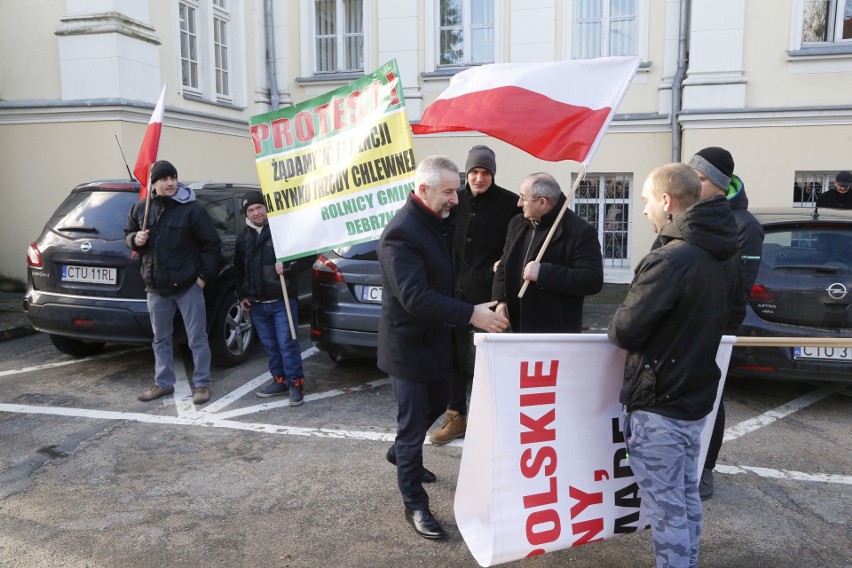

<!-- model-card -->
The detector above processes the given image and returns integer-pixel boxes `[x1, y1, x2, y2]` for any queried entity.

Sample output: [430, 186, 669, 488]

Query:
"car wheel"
[209, 294, 253, 367]
[49, 334, 106, 357]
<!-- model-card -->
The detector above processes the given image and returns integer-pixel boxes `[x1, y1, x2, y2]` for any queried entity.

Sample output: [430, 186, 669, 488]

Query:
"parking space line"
[0, 347, 148, 378]
[717, 464, 852, 486]
[723, 383, 848, 442]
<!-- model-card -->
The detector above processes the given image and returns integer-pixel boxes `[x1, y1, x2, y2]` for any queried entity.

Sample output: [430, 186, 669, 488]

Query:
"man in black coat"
[816, 170, 852, 209]
[124, 160, 221, 405]
[492, 172, 603, 332]
[234, 191, 314, 405]
[377, 154, 509, 540]
[430, 145, 520, 446]
[608, 163, 741, 568]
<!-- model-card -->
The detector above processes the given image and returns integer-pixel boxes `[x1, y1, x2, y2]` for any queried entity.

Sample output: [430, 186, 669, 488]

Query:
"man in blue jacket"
[125, 160, 221, 405]
[378, 154, 509, 540]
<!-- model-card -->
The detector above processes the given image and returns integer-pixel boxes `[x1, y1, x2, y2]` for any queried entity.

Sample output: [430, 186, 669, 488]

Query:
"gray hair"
[525, 172, 563, 203]
[415, 155, 460, 189]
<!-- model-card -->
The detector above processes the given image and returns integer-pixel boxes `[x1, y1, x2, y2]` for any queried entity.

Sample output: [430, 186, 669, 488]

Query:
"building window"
[573, 0, 637, 59]
[574, 174, 631, 266]
[314, 0, 364, 73]
[793, 172, 836, 207]
[801, 0, 852, 44]
[178, 0, 242, 104]
[438, 0, 495, 66]
[179, 2, 199, 90]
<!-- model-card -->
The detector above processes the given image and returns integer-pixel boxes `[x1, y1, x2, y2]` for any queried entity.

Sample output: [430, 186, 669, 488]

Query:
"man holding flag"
[124, 160, 221, 405]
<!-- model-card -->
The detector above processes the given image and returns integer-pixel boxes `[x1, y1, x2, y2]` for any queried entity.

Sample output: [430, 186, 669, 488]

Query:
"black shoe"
[405, 508, 447, 540]
[386, 446, 437, 483]
[699, 468, 714, 500]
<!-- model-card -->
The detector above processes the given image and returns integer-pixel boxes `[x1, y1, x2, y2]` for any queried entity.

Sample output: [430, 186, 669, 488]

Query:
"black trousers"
[447, 326, 475, 415]
[390, 375, 450, 510]
[704, 399, 725, 470]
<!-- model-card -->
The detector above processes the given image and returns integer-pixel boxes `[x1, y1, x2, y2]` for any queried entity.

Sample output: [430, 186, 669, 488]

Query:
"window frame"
[424, 0, 503, 74]
[311, 0, 366, 75]
[572, 173, 633, 268]
[793, 172, 837, 208]
[789, 0, 852, 58]
[563, 0, 649, 63]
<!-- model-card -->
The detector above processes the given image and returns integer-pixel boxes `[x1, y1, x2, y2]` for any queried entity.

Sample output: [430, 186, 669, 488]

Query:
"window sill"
[295, 72, 365, 85]
[182, 92, 244, 111]
[788, 44, 852, 59]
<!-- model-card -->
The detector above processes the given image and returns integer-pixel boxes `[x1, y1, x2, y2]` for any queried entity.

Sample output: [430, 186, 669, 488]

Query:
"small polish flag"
[133, 85, 167, 200]
[412, 57, 640, 165]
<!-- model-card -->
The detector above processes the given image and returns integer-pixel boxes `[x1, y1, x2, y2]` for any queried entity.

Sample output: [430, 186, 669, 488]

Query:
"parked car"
[24, 179, 309, 366]
[310, 240, 381, 363]
[729, 207, 852, 382]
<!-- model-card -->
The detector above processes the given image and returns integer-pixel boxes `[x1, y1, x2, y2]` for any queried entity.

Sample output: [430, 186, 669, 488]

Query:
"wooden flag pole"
[518, 165, 587, 298]
[279, 273, 297, 340]
[141, 163, 154, 230]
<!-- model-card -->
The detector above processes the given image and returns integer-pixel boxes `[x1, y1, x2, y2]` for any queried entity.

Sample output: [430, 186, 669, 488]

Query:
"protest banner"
[455, 333, 735, 567]
[248, 60, 415, 262]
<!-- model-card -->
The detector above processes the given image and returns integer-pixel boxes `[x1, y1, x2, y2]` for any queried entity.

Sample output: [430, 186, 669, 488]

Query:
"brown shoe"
[192, 387, 211, 405]
[429, 409, 467, 445]
[138, 384, 175, 402]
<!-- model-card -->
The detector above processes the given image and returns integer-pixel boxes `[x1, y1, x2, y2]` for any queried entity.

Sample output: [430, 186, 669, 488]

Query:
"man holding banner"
[608, 163, 741, 568]
[378, 155, 509, 540]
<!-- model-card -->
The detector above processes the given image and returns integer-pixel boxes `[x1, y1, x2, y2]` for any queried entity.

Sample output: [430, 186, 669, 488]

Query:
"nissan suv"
[24, 180, 280, 366]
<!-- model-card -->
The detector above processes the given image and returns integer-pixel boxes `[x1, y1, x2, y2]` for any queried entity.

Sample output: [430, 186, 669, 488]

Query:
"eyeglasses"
[518, 194, 543, 204]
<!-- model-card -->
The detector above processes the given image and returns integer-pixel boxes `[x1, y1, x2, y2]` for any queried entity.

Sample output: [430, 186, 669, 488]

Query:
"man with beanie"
[234, 191, 314, 405]
[125, 160, 221, 405]
[688, 146, 764, 499]
[429, 145, 520, 445]
[816, 171, 852, 209]
[492, 172, 604, 333]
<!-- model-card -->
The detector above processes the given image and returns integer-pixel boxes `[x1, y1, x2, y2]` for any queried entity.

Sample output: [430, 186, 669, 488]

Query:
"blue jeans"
[252, 298, 304, 380]
[147, 284, 211, 389]
[626, 410, 707, 568]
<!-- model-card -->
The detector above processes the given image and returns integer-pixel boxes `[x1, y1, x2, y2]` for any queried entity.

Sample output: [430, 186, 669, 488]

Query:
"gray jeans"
[147, 284, 211, 389]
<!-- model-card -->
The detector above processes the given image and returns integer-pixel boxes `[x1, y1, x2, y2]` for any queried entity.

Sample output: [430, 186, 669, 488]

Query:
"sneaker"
[429, 409, 467, 445]
[256, 375, 288, 398]
[288, 378, 304, 407]
[192, 387, 211, 405]
[138, 384, 174, 402]
[699, 468, 714, 500]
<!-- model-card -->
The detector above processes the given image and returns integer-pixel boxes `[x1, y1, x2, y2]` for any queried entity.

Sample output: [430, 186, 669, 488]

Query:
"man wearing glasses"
[492, 172, 603, 333]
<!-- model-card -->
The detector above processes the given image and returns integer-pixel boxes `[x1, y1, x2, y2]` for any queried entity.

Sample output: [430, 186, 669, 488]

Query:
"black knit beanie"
[687, 147, 734, 190]
[465, 145, 497, 177]
[150, 160, 178, 184]
[241, 191, 267, 214]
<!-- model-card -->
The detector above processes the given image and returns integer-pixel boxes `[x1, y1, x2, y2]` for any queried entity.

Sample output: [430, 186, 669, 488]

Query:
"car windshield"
[334, 240, 379, 260]
[50, 190, 138, 240]
[763, 227, 852, 274]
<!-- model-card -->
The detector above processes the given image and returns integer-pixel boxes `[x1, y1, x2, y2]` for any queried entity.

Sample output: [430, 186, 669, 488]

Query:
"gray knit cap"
[687, 147, 734, 191]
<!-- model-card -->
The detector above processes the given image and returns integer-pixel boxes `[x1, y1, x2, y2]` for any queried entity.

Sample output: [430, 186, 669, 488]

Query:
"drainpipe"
[264, 0, 280, 109]
[671, 0, 690, 162]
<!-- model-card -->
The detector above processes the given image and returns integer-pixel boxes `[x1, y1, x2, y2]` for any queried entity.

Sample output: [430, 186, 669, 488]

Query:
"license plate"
[61, 265, 117, 285]
[793, 346, 852, 361]
[361, 285, 382, 303]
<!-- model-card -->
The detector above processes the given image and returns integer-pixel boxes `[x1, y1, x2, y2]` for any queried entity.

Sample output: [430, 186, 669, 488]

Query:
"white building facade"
[1, 0, 850, 283]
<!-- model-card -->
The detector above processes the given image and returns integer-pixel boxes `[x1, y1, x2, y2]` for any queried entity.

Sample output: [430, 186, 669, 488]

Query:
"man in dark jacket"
[816, 170, 852, 209]
[430, 145, 520, 445]
[125, 160, 221, 405]
[608, 163, 741, 568]
[234, 191, 314, 406]
[378, 155, 509, 540]
[492, 172, 603, 332]
[688, 146, 765, 499]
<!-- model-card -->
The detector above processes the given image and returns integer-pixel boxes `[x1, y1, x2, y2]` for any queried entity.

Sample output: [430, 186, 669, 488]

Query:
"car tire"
[49, 334, 106, 357]
[209, 293, 253, 367]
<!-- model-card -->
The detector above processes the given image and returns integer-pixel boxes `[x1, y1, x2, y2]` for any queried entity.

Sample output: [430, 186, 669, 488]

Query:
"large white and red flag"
[133, 84, 167, 199]
[412, 57, 639, 165]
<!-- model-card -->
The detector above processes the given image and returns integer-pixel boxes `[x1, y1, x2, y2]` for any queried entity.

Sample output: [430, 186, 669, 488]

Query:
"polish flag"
[412, 57, 640, 165]
[133, 84, 167, 200]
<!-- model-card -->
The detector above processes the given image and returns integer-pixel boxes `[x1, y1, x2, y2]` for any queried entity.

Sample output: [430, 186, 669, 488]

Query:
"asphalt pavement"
[0, 284, 629, 344]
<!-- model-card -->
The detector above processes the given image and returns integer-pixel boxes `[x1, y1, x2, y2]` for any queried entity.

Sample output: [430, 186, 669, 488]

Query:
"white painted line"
[200, 372, 270, 414]
[0, 347, 149, 378]
[716, 464, 852, 486]
[212, 389, 348, 420]
[172, 355, 195, 417]
[723, 384, 847, 442]
[0, 403, 395, 442]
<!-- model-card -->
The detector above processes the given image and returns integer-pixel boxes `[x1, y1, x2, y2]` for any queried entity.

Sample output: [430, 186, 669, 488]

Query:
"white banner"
[455, 333, 735, 567]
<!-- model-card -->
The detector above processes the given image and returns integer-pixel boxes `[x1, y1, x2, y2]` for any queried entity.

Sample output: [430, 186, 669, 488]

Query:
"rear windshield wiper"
[57, 226, 99, 233]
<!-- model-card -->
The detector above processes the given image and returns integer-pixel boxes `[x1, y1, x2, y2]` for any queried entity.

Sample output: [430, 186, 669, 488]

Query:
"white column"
[377, 0, 421, 118]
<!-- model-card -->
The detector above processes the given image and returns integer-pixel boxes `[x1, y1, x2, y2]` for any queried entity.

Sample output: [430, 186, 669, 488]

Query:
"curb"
[0, 325, 37, 343]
